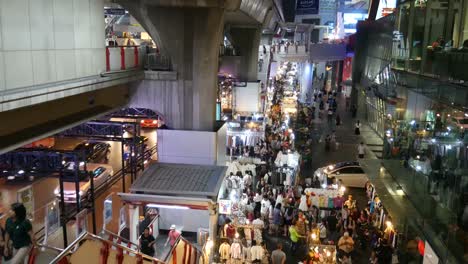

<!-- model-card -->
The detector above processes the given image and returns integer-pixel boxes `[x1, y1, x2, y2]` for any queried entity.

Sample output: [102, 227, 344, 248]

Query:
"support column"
[120, 2, 225, 131]
[128, 205, 140, 244]
[229, 27, 262, 82]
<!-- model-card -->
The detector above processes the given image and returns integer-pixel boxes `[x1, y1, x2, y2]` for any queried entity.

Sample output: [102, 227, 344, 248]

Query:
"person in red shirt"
[165, 225, 181, 247]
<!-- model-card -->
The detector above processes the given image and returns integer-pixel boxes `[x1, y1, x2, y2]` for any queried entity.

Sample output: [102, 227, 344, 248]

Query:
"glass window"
[337, 167, 355, 174]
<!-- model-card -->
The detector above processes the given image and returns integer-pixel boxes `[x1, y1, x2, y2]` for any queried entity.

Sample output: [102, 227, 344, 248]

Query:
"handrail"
[101, 229, 140, 250]
[137, 214, 160, 242]
[37, 243, 64, 253]
[163, 235, 182, 262]
[49, 232, 165, 264]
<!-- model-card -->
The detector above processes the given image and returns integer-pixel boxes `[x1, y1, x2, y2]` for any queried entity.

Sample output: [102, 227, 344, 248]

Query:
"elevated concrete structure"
[120, 0, 282, 130]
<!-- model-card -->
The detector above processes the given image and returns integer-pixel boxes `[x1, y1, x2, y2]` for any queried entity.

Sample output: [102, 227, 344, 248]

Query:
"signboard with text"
[296, 0, 319, 15]
[218, 200, 232, 215]
[17, 186, 34, 221]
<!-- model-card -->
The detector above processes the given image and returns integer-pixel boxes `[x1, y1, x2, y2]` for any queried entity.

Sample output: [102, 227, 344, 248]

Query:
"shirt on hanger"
[219, 242, 231, 260]
[231, 242, 242, 259]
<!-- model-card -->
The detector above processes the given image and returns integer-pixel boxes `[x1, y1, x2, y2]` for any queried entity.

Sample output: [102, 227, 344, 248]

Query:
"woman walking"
[354, 120, 361, 135]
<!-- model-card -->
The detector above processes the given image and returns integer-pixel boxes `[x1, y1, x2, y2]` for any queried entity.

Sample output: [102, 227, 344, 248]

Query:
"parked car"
[140, 119, 159, 128]
[5, 169, 41, 182]
[451, 116, 468, 131]
[74, 141, 110, 163]
[54, 163, 113, 203]
[314, 161, 368, 188]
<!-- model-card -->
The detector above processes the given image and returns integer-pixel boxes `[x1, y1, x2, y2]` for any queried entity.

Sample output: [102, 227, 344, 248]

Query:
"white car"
[314, 161, 368, 188]
[451, 116, 468, 131]
[55, 163, 113, 203]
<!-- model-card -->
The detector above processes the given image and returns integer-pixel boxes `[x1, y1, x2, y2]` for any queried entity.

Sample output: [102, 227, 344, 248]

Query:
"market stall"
[117, 162, 227, 253]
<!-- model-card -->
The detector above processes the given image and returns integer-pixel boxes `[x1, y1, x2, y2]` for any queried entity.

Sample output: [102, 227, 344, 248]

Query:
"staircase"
[33, 231, 205, 264]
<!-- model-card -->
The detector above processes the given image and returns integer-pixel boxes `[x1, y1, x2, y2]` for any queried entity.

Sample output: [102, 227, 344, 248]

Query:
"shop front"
[117, 163, 227, 262]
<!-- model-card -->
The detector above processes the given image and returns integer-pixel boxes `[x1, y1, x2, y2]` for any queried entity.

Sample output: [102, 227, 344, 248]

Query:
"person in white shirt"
[260, 196, 271, 220]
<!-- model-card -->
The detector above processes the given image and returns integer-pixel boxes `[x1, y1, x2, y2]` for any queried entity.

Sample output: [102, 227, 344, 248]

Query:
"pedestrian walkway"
[262, 92, 381, 263]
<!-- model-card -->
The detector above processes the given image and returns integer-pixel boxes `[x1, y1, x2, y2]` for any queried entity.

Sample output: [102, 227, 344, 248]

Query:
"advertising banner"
[296, 0, 319, 15]
[119, 206, 127, 234]
[342, 56, 353, 82]
[76, 209, 88, 236]
[17, 186, 34, 220]
[44, 200, 60, 243]
[218, 200, 232, 215]
[103, 195, 113, 228]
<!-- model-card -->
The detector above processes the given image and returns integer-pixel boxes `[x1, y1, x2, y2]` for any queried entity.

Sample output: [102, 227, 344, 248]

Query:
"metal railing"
[145, 53, 172, 71]
[101, 229, 140, 251]
[49, 232, 165, 264]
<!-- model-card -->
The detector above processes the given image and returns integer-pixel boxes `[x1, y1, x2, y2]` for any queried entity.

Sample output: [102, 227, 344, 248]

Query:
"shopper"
[326, 210, 339, 242]
[337, 232, 355, 259]
[351, 105, 357, 118]
[354, 120, 361, 135]
[336, 114, 341, 126]
[140, 227, 155, 257]
[318, 219, 327, 242]
[165, 225, 180, 247]
[358, 142, 365, 158]
[344, 215, 356, 236]
[283, 206, 294, 236]
[289, 221, 305, 252]
[272, 203, 282, 236]
[4, 203, 35, 264]
[376, 239, 393, 264]
[271, 243, 286, 264]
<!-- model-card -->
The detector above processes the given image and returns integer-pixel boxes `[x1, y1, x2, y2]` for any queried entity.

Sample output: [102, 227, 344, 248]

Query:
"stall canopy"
[119, 163, 227, 209]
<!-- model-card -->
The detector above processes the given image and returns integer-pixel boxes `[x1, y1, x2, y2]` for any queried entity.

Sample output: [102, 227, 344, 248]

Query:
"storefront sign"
[76, 209, 88, 236]
[218, 200, 232, 215]
[103, 195, 113, 227]
[296, 0, 319, 14]
[17, 186, 34, 221]
[44, 200, 60, 243]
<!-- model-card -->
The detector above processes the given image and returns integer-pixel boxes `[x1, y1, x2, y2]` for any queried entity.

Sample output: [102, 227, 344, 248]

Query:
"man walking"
[271, 243, 286, 264]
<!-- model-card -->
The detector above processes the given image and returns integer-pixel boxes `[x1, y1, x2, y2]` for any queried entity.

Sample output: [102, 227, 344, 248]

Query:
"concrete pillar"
[229, 27, 262, 82]
[128, 205, 140, 244]
[119, 2, 225, 131]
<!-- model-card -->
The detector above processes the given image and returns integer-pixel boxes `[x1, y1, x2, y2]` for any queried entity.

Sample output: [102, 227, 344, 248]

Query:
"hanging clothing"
[231, 242, 242, 259]
[219, 242, 231, 260]
[299, 194, 308, 212]
[251, 245, 264, 262]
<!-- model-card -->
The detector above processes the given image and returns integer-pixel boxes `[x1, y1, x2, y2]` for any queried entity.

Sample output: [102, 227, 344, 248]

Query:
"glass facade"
[353, 0, 468, 262]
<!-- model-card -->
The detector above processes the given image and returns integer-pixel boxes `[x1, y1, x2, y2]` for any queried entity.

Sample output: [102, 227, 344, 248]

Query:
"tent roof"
[130, 163, 227, 199]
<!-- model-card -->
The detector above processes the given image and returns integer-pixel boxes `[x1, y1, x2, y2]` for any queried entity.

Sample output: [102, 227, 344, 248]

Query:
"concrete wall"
[128, 72, 193, 130]
[157, 208, 209, 233]
[157, 129, 217, 165]
[234, 82, 260, 113]
[0, 0, 105, 91]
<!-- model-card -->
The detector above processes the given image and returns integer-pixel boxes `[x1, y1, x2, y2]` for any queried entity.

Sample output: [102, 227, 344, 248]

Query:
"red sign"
[342, 56, 353, 82]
